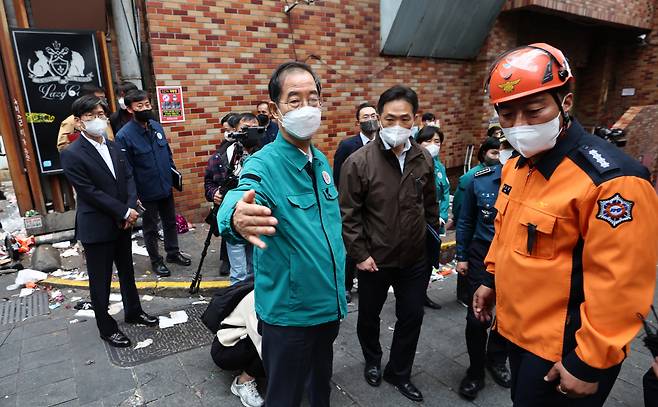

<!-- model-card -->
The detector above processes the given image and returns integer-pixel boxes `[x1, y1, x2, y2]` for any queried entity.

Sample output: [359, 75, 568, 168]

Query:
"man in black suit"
[333, 102, 379, 302]
[61, 95, 158, 348]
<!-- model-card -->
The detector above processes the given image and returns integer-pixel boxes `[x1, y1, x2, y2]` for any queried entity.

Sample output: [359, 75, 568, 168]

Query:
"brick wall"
[139, 0, 658, 221]
[142, 0, 517, 220]
[504, 0, 655, 29]
[605, 4, 658, 126]
[613, 105, 658, 190]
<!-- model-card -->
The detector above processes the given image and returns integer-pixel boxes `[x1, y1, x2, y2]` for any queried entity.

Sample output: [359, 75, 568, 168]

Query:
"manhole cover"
[105, 304, 215, 367]
[0, 291, 50, 325]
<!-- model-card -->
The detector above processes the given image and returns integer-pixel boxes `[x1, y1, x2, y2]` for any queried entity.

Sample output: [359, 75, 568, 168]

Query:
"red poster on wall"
[156, 86, 185, 123]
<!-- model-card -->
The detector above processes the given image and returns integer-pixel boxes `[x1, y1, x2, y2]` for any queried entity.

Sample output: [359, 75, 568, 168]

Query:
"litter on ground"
[108, 302, 123, 316]
[52, 241, 71, 249]
[61, 248, 79, 258]
[19, 288, 34, 297]
[159, 310, 189, 329]
[15, 268, 47, 285]
[134, 338, 153, 350]
[75, 309, 95, 318]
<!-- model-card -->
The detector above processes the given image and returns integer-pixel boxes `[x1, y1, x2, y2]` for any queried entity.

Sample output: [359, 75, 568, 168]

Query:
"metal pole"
[111, 0, 143, 89]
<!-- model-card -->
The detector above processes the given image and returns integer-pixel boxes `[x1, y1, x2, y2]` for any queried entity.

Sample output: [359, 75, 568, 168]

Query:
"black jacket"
[333, 134, 366, 189]
[61, 136, 137, 244]
[202, 279, 255, 333]
[339, 136, 439, 268]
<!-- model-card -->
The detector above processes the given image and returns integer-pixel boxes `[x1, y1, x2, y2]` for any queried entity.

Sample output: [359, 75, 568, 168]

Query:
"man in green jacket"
[217, 61, 346, 407]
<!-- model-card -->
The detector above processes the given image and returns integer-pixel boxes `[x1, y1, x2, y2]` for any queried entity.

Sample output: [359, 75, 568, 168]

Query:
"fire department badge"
[596, 193, 634, 228]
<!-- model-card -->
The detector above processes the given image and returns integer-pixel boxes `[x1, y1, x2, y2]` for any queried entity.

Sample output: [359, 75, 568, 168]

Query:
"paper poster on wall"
[156, 86, 185, 123]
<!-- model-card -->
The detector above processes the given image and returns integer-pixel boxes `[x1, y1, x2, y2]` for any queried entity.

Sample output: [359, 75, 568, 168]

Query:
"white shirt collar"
[297, 147, 313, 162]
[380, 136, 412, 154]
[81, 131, 106, 148]
[359, 132, 372, 146]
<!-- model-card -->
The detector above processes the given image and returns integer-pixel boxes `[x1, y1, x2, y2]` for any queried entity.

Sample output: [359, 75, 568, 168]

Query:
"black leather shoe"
[151, 259, 171, 277]
[458, 376, 484, 400]
[125, 312, 158, 327]
[392, 381, 423, 402]
[487, 363, 512, 388]
[100, 331, 131, 348]
[166, 252, 191, 266]
[424, 295, 442, 310]
[364, 364, 382, 387]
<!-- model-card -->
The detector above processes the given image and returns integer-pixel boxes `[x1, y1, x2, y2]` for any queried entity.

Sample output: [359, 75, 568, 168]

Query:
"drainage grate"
[105, 304, 215, 367]
[0, 291, 50, 325]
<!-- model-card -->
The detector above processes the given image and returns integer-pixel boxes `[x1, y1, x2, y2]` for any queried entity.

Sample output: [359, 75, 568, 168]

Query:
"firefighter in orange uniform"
[473, 43, 658, 406]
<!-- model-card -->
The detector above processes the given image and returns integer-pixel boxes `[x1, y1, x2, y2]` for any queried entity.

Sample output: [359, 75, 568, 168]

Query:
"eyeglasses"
[280, 96, 321, 110]
[81, 113, 107, 120]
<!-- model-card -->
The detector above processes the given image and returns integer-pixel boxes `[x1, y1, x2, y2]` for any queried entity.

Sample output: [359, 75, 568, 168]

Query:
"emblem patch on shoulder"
[596, 193, 634, 228]
[322, 170, 331, 185]
[502, 184, 512, 195]
[588, 149, 610, 169]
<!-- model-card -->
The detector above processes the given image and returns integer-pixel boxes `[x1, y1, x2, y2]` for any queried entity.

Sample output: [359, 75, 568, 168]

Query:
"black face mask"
[239, 127, 263, 149]
[360, 119, 379, 135]
[134, 109, 153, 123]
[484, 157, 500, 166]
[256, 114, 270, 127]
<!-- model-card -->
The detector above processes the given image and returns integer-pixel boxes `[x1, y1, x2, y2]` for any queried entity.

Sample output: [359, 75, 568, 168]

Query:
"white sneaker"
[231, 376, 264, 407]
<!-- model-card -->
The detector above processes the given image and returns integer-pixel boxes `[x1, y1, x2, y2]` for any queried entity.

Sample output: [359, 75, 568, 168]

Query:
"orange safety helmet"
[485, 43, 574, 105]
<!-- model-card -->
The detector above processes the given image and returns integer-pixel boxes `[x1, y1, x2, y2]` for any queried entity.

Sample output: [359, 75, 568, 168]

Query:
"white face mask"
[424, 144, 440, 158]
[83, 118, 107, 137]
[279, 106, 322, 141]
[118, 97, 126, 110]
[501, 112, 561, 158]
[499, 148, 514, 165]
[380, 125, 412, 148]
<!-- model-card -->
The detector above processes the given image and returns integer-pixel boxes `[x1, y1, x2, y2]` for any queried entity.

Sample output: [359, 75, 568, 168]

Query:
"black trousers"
[508, 342, 621, 407]
[357, 260, 427, 383]
[142, 194, 180, 263]
[261, 320, 339, 407]
[82, 231, 142, 336]
[456, 273, 470, 304]
[345, 256, 355, 292]
[465, 239, 508, 379]
[645, 367, 658, 407]
[210, 337, 265, 378]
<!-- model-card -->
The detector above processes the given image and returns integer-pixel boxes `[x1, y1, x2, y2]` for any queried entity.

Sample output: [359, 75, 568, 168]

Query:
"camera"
[594, 127, 627, 147]
[229, 126, 265, 147]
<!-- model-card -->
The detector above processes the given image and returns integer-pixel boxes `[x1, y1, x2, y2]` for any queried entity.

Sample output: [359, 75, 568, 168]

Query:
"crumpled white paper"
[52, 241, 71, 249]
[61, 248, 79, 258]
[134, 338, 153, 350]
[158, 310, 189, 329]
[15, 269, 47, 285]
[131, 241, 149, 257]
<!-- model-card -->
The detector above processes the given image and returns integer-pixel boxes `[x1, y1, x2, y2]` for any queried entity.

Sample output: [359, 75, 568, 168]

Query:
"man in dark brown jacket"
[339, 85, 439, 403]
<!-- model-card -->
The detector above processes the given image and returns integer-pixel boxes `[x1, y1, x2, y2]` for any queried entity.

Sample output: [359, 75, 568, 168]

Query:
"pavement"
[0, 269, 655, 407]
